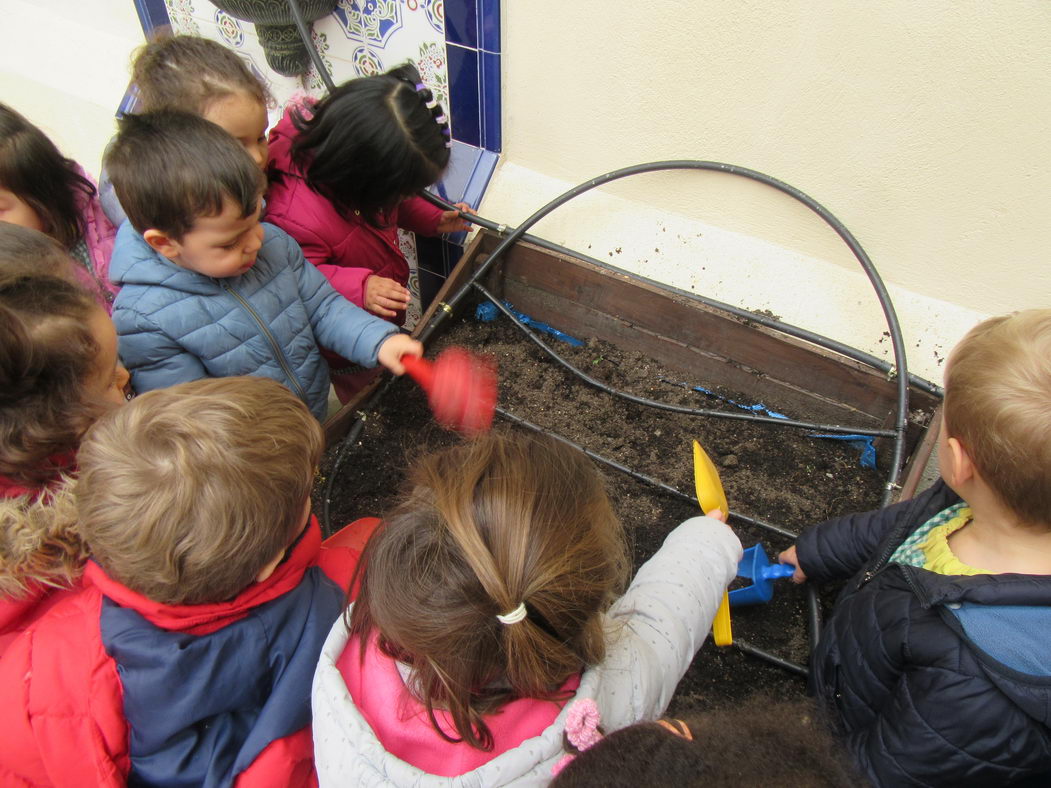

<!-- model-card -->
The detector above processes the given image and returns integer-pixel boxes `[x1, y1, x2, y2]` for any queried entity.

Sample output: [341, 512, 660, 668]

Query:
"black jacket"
[798, 480, 1051, 787]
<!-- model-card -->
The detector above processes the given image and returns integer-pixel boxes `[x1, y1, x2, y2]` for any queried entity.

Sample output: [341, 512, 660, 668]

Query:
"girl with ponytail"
[311, 431, 742, 785]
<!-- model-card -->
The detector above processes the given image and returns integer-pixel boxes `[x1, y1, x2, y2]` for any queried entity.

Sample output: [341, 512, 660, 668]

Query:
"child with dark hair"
[0, 376, 370, 785]
[100, 34, 272, 226]
[266, 63, 470, 400]
[780, 309, 1051, 786]
[0, 103, 119, 311]
[311, 431, 742, 784]
[549, 697, 857, 788]
[0, 222, 85, 282]
[105, 110, 421, 418]
[0, 271, 129, 651]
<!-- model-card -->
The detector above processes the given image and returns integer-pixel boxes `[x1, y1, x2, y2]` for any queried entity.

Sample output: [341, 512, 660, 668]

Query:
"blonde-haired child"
[0, 376, 368, 785]
[312, 431, 741, 784]
[780, 309, 1051, 785]
[100, 34, 272, 225]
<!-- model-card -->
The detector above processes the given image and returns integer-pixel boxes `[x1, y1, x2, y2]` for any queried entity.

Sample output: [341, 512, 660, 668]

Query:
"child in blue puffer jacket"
[105, 111, 420, 418]
[780, 309, 1051, 787]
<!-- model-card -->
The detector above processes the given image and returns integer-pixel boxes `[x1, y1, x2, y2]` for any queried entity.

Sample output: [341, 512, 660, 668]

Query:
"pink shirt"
[337, 635, 580, 777]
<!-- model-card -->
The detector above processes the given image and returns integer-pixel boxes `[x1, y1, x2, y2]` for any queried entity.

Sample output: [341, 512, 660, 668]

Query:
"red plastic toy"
[402, 348, 497, 436]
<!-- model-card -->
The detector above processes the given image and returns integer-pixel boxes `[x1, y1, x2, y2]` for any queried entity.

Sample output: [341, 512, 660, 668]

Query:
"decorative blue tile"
[444, 0, 478, 49]
[478, 0, 500, 52]
[480, 50, 501, 152]
[446, 43, 480, 148]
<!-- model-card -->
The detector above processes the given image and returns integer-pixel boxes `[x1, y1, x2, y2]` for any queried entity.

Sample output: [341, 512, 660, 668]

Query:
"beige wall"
[491, 1, 1049, 319]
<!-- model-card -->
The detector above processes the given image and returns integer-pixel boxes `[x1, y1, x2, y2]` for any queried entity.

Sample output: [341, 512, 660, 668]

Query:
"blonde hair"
[944, 309, 1051, 526]
[349, 431, 629, 750]
[76, 376, 322, 604]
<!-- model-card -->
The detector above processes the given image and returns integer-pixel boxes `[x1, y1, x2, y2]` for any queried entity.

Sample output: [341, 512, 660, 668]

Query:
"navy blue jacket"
[109, 221, 398, 419]
[798, 480, 1051, 786]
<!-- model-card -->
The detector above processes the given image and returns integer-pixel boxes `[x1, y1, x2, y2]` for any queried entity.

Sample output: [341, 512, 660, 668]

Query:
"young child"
[549, 697, 856, 787]
[0, 271, 129, 651]
[100, 34, 271, 226]
[0, 222, 86, 281]
[267, 62, 469, 323]
[0, 376, 367, 786]
[266, 63, 470, 400]
[780, 309, 1051, 786]
[104, 110, 420, 418]
[0, 103, 119, 311]
[311, 431, 742, 784]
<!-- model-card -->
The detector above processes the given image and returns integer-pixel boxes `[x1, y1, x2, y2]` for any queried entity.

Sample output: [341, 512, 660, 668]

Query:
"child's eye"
[221, 241, 239, 250]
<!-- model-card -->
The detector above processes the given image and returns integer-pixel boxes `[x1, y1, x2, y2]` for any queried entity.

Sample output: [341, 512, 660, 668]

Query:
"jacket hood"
[109, 221, 216, 294]
[0, 478, 85, 598]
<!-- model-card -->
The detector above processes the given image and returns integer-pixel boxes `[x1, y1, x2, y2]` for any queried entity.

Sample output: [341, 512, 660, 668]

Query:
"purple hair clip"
[413, 82, 426, 92]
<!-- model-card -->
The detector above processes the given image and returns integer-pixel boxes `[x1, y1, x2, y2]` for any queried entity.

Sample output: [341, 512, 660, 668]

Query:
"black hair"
[289, 62, 451, 227]
[0, 103, 97, 250]
[132, 34, 270, 114]
[104, 111, 265, 239]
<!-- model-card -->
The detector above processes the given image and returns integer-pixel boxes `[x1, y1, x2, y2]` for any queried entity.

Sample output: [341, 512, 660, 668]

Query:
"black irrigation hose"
[495, 406, 799, 541]
[421, 190, 942, 399]
[414, 161, 911, 506]
[287, 0, 336, 93]
[477, 282, 896, 438]
[734, 639, 808, 678]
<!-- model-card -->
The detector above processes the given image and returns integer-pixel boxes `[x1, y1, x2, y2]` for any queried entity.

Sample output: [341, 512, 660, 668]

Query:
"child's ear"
[945, 436, 976, 487]
[143, 228, 182, 260]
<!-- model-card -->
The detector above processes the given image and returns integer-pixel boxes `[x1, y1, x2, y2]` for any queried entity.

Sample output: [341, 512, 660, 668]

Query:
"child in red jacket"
[0, 265, 129, 654]
[0, 376, 371, 787]
[265, 63, 470, 401]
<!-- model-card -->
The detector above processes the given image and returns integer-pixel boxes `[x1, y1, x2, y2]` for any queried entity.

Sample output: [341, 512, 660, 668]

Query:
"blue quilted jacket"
[798, 480, 1051, 787]
[109, 221, 398, 419]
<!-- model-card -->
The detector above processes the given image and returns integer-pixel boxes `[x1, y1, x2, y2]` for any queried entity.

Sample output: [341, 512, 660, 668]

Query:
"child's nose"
[246, 225, 264, 253]
[250, 142, 268, 170]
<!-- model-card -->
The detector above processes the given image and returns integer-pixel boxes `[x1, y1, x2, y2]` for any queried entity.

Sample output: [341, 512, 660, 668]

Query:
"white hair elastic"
[496, 602, 528, 625]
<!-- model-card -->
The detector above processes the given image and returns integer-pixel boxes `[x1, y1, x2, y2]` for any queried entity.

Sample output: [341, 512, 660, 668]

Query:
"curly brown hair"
[0, 274, 105, 487]
[348, 431, 629, 750]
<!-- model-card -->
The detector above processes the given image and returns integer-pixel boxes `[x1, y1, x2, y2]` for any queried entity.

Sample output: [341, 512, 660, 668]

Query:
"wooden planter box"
[325, 230, 941, 500]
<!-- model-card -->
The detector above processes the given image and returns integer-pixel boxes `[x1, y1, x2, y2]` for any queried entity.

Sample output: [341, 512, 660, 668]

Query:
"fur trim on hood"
[0, 478, 86, 598]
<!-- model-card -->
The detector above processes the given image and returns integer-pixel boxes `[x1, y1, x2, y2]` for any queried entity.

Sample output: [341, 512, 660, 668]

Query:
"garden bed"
[317, 231, 941, 714]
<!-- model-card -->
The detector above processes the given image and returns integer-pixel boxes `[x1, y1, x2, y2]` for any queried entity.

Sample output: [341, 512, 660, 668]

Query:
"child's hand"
[705, 508, 728, 524]
[778, 545, 808, 584]
[436, 203, 472, 234]
[365, 276, 411, 318]
[377, 334, 423, 375]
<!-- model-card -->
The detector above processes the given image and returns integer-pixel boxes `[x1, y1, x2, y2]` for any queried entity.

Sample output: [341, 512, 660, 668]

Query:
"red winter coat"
[0, 516, 375, 787]
[264, 106, 443, 327]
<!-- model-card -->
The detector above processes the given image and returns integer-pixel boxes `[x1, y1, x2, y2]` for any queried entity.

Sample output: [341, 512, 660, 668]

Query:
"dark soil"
[316, 307, 884, 715]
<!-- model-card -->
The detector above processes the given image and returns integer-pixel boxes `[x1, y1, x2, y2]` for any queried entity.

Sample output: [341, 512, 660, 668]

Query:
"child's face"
[157, 198, 265, 278]
[85, 306, 130, 406]
[0, 188, 45, 234]
[203, 93, 269, 171]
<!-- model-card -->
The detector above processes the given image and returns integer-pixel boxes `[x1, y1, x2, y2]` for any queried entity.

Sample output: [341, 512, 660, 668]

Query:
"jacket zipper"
[860, 503, 925, 586]
[220, 281, 309, 403]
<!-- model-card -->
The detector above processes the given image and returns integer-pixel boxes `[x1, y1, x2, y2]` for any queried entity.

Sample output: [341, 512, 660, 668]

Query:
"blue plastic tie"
[659, 377, 789, 420]
[474, 301, 584, 347]
[807, 433, 878, 469]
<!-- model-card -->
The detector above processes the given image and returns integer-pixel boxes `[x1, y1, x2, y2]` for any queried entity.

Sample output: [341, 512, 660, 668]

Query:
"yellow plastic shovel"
[693, 440, 733, 646]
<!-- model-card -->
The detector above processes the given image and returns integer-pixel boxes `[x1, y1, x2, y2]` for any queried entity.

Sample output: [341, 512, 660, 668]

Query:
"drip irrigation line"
[734, 640, 809, 678]
[421, 190, 941, 399]
[414, 161, 910, 508]
[478, 283, 896, 438]
[806, 585, 822, 652]
[287, 0, 336, 93]
[495, 407, 799, 541]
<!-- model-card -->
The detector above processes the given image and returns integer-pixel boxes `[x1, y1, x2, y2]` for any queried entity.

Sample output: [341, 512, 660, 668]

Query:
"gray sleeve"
[599, 516, 742, 724]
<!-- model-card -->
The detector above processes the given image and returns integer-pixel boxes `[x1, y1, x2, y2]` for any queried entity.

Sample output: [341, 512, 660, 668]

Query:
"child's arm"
[396, 196, 471, 236]
[113, 307, 209, 394]
[279, 228, 409, 369]
[603, 516, 742, 720]
[783, 483, 950, 584]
